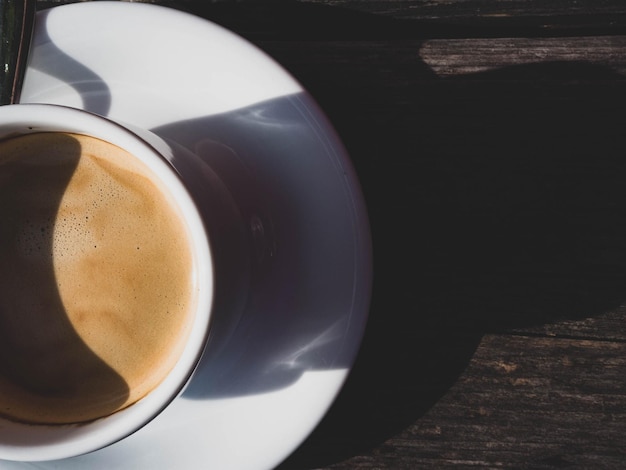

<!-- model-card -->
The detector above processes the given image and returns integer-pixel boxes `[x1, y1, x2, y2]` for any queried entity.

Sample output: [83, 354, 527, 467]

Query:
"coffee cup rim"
[0, 103, 214, 461]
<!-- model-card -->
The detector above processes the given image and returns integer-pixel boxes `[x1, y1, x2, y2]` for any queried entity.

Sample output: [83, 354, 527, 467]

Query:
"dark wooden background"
[38, 1, 626, 468]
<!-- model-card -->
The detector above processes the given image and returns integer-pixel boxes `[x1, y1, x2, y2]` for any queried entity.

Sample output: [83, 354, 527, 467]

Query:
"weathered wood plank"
[35, 0, 626, 39]
[420, 36, 626, 76]
[281, 334, 626, 468]
[38, 0, 626, 20]
[511, 308, 626, 342]
[258, 36, 626, 79]
[305, 0, 626, 20]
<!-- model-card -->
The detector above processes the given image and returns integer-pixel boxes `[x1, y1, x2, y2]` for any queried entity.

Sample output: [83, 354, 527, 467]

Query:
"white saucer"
[7, 2, 372, 469]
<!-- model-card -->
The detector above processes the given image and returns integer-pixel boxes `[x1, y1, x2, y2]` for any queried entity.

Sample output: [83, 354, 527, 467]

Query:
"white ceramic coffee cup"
[0, 104, 217, 462]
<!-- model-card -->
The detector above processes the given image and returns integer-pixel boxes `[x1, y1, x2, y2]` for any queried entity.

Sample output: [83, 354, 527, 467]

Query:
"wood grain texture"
[318, 334, 626, 469]
[33, 1, 626, 468]
[37, 0, 626, 38]
[420, 36, 626, 76]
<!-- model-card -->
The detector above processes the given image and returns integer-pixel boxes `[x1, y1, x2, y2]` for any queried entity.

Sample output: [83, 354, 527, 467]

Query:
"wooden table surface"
[38, 1, 626, 468]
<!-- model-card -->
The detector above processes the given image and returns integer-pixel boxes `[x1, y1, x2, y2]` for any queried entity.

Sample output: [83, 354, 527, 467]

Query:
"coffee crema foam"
[0, 132, 196, 424]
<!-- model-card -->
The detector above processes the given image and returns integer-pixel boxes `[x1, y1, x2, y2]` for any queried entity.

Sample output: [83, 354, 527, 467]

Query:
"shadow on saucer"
[27, 6, 112, 115]
[151, 94, 371, 400]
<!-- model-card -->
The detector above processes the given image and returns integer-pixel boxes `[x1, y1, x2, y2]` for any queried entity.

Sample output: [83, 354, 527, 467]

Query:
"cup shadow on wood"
[280, 60, 626, 468]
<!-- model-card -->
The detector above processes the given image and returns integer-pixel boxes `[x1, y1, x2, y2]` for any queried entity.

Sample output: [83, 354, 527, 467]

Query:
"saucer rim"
[15, 2, 372, 469]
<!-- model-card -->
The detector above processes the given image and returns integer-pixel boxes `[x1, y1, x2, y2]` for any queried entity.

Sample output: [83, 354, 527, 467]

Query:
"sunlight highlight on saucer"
[279, 321, 346, 369]
[24, 5, 304, 128]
